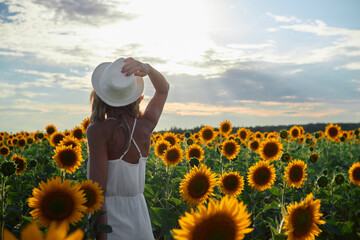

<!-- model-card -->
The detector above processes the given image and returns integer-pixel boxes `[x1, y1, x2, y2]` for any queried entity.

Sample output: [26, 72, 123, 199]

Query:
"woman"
[87, 57, 169, 240]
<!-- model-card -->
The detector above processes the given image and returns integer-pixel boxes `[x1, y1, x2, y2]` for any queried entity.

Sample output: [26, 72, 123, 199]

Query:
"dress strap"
[130, 118, 137, 138]
[119, 118, 141, 159]
[130, 119, 143, 158]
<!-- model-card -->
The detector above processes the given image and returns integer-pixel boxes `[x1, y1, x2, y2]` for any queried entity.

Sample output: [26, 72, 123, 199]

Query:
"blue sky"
[0, 0, 359, 133]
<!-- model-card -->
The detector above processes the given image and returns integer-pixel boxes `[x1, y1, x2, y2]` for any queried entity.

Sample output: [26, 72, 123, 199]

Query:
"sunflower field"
[0, 119, 360, 240]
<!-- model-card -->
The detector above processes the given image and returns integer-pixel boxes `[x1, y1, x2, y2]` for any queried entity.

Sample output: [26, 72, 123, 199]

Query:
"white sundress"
[87, 118, 154, 240]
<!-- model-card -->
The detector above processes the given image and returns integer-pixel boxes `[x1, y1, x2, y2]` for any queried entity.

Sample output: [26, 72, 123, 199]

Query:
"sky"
[0, 0, 360, 133]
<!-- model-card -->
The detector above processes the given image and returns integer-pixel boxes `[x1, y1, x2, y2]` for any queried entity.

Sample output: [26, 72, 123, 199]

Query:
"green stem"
[0, 175, 6, 240]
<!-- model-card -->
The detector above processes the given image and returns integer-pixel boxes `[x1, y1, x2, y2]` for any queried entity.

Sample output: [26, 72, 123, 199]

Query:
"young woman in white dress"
[87, 57, 169, 240]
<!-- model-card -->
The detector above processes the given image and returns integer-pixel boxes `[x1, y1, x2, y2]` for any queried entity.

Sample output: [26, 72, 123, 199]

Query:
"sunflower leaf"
[96, 224, 113, 234]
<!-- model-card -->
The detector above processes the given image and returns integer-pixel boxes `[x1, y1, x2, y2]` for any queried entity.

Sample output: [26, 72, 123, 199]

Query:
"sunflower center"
[73, 129, 83, 140]
[221, 124, 230, 133]
[82, 187, 96, 208]
[47, 127, 56, 135]
[165, 137, 176, 146]
[289, 165, 303, 182]
[18, 139, 26, 147]
[53, 135, 64, 146]
[42, 190, 74, 221]
[188, 174, 210, 199]
[58, 150, 77, 166]
[14, 159, 25, 171]
[291, 129, 299, 138]
[239, 131, 247, 140]
[353, 167, 360, 181]
[253, 167, 271, 186]
[192, 213, 236, 240]
[0, 147, 9, 155]
[263, 142, 279, 158]
[202, 129, 214, 141]
[158, 143, 168, 155]
[189, 148, 201, 159]
[224, 143, 236, 155]
[292, 207, 313, 237]
[250, 141, 259, 150]
[223, 175, 238, 191]
[328, 127, 338, 138]
[64, 141, 77, 148]
[167, 149, 180, 163]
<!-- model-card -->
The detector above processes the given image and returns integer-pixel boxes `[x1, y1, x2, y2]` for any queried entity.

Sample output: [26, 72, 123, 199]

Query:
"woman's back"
[87, 117, 154, 240]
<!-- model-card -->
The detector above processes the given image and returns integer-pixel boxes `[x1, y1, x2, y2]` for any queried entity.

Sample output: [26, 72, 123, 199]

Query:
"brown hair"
[89, 89, 142, 153]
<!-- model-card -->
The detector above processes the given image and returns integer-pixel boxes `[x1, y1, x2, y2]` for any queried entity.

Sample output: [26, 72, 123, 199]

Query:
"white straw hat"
[91, 57, 144, 107]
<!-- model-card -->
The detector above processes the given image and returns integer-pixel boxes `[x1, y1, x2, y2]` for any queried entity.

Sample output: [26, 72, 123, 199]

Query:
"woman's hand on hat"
[122, 57, 150, 77]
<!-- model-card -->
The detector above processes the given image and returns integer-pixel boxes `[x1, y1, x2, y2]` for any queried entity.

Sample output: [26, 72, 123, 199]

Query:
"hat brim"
[91, 62, 144, 107]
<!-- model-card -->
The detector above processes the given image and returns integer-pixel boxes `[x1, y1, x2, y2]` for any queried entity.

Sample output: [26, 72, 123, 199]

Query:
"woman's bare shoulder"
[87, 121, 108, 140]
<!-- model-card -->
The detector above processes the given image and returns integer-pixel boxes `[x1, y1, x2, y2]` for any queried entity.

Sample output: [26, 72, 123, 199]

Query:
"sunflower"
[59, 135, 81, 149]
[315, 131, 324, 139]
[199, 126, 216, 143]
[186, 144, 204, 162]
[173, 196, 253, 240]
[280, 130, 289, 140]
[222, 139, 240, 160]
[283, 193, 325, 240]
[325, 123, 341, 141]
[163, 145, 183, 166]
[45, 124, 57, 136]
[340, 131, 350, 142]
[76, 180, 104, 215]
[11, 153, 26, 174]
[219, 120, 232, 136]
[220, 172, 244, 197]
[81, 117, 91, 133]
[53, 145, 83, 173]
[349, 162, 360, 186]
[11, 138, 18, 146]
[17, 137, 27, 149]
[28, 176, 87, 226]
[285, 160, 308, 188]
[248, 139, 260, 152]
[266, 132, 279, 140]
[4, 221, 84, 240]
[247, 160, 276, 191]
[258, 138, 283, 162]
[179, 164, 218, 206]
[309, 153, 319, 163]
[237, 128, 249, 143]
[50, 132, 65, 147]
[34, 131, 45, 141]
[335, 174, 345, 185]
[154, 139, 171, 158]
[281, 153, 292, 163]
[289, 126, 301, 140]
[254, 131, 263, 140]
[71, 126, 84, 141]
[0, 145, 10, 156]
[163, 132, 179, 146]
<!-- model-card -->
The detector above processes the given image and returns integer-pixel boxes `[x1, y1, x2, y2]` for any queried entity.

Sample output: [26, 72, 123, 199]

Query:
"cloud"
[0, 103, 89, 115]
[33, 0, 136, 25]
[0, 49, 24, 57]
[14, 69, 92, 90]
[163, 101, 343, 118]
[267, 12, 302, 23]
[0, 81, 49, 99]
[335, 62, 360, 70]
